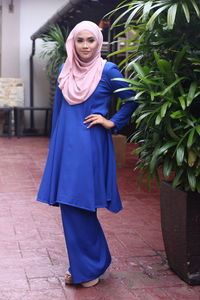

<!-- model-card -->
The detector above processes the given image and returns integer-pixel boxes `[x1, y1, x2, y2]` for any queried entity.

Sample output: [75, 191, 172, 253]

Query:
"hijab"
[58, 21, 106, 105]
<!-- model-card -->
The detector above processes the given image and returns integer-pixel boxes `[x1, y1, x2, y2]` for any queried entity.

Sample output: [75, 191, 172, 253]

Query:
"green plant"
[109, 0, 200, 192]
[40, 24, 69, 105]
[40, 24, 68, 79]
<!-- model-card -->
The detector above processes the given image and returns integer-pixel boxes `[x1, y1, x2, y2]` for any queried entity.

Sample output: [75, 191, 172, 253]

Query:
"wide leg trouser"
[60, 204, 111, 284]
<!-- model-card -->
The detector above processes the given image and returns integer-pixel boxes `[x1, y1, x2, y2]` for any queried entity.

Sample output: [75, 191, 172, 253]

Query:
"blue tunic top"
[37, 62, 137, 213]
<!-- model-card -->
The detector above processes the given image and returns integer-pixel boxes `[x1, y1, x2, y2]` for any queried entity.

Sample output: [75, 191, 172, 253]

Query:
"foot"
[81, 278, 99, 288]
[65, 271, 72, 285]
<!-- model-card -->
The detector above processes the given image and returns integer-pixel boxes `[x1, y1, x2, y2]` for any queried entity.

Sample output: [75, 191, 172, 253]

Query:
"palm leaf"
[181, 2, 190, 23]
[187, 81, 198, 106]
[110, 6, 138, 29]
[187, 128, 196, 148]
[142, 1, 153, 22]
[176, 144, 185, 166]
[163, 157, 173, 178]
[167, 3, 178, 29]
[187, 168, 196, 191]
[146, 4, 170, 30]
[162, 77, 187, 96]
[191, 0, 200, 17]
[172, 169, 184, 188]
[125, 4, 144, 27]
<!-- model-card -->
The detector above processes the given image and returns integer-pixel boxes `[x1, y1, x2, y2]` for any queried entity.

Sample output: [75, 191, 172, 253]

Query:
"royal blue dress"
[37, 62, 137, 213]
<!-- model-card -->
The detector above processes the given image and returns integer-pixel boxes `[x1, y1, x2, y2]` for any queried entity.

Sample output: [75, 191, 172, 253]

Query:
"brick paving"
[0, 137, 200, 300]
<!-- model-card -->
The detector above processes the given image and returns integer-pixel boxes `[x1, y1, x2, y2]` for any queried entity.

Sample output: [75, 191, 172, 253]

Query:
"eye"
[88, 38, 95, 43]
[76, 38, 83, 43]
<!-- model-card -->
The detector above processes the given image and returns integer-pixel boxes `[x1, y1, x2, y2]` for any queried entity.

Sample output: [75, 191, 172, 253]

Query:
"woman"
[37, 21, 137, 287]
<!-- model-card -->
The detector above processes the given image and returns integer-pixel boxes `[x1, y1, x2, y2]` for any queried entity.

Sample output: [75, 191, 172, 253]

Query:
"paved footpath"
[0, 137, 200, 300]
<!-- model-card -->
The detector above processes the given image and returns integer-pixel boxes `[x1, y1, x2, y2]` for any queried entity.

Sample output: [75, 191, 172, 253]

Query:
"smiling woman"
[74, 30, 99, 62]
[37, 20, 138, 288]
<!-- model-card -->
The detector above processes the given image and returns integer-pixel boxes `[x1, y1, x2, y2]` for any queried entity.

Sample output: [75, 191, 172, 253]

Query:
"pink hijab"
[58, 21, 106, 105]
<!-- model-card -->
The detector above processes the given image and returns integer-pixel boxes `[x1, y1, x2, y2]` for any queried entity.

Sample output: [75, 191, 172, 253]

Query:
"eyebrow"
[76, 36, 95, 39]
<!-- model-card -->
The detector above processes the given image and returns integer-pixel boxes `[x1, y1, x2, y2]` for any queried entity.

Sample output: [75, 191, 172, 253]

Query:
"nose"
[83, 41, 89, 48]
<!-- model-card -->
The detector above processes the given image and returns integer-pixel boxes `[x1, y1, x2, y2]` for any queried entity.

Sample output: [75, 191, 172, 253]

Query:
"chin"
[81, 57, 92, 62]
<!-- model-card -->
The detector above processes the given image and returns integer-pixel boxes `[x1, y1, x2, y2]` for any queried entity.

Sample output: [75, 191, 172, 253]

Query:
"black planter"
[160, 181, 200, 285]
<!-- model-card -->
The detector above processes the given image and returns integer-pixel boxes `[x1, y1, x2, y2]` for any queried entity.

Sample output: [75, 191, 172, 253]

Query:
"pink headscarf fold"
[58, 21, 106, 105]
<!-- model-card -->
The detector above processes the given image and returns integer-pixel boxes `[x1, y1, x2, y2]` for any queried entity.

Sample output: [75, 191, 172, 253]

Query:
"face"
[74, 30, 99, 62]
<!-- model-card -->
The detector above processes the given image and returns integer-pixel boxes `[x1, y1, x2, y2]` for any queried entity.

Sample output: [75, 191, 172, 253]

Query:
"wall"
[19, 0, 67, 108]
[1, 0, 67, 108]
[1, 0, 20, 77]
[0, 1, 2, 75]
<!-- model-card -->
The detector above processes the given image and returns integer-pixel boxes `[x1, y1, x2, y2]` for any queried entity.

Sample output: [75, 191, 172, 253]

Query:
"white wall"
[1, 0, 20, 77]
[0, 2, 2, 74]
[19, 0, 67, 108]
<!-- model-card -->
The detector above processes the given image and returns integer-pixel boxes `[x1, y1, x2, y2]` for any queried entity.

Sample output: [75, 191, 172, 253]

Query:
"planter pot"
[112, 134, 126, 168]
[160, 181, 200, 285]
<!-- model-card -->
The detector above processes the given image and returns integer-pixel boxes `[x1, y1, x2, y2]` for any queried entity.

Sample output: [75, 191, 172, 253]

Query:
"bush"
[110, 0, 200, 192]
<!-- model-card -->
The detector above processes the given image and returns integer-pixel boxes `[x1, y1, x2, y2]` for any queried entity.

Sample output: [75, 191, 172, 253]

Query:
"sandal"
[65, 271, 73, 285]
[81, 278, 99, 288]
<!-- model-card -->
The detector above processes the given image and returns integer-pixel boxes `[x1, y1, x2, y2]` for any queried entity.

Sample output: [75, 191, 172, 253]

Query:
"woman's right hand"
[83, 114, 115, 130]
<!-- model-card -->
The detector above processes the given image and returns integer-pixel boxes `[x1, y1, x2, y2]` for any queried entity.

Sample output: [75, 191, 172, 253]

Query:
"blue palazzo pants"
[60, 204, 111, 284]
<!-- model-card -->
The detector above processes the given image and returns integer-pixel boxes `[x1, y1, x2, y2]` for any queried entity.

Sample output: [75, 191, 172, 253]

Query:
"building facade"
[0, 0, 67, 109]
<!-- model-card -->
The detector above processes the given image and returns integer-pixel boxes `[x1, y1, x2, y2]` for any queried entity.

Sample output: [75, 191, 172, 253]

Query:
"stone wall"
[0, 78, 24, 107]
[0, 78, 24, 135]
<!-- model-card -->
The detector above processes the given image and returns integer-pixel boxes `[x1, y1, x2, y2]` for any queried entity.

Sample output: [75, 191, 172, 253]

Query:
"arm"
[51, 66, 63, 137]
[83, 63, 138, 131]
[110, 101, 137, 132]
[108, 64, 138, 132]
[51, 82, 63, 137]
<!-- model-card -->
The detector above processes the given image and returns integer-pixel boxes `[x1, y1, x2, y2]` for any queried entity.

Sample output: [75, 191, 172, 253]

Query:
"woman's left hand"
[83, 114, 115, 129]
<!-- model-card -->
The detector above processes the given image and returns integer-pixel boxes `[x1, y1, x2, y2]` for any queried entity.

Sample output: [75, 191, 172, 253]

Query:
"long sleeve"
[106, 63, 138, 131]
[51, 66, 64, 137]
[51, 81, 63, 137]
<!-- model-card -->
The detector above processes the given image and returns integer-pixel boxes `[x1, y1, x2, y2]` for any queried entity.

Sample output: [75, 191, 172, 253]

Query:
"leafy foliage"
[110, 0, 200, 192]
[40, 24, 68, 79]
[40, 24, 69, 105]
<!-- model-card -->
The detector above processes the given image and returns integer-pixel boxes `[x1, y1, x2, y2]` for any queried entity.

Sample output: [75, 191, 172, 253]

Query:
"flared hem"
[37, 197, 122, 213]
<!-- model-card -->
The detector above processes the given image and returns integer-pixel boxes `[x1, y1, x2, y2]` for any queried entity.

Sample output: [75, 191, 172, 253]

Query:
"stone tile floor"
[0, 137, 200, 300]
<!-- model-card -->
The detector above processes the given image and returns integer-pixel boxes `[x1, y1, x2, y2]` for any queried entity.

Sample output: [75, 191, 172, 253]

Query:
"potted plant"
[109, 0, 200, 285]
[40, 24, 69, 105]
